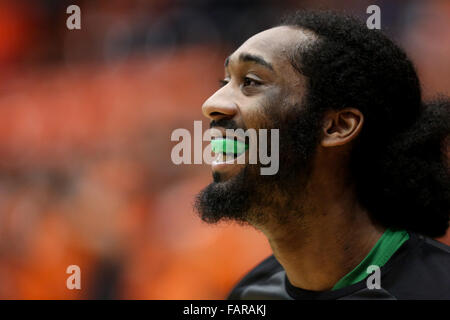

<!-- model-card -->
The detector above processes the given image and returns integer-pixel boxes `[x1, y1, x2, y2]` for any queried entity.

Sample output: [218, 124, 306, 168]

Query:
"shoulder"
[408, 233, 450, 267]
[421, 234, 450, 254]
[383, 232, 450, 299]
[227, 255, 285, 299]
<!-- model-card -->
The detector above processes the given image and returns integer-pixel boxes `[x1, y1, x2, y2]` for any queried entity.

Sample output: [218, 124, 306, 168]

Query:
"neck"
[258, 164, 384, 291]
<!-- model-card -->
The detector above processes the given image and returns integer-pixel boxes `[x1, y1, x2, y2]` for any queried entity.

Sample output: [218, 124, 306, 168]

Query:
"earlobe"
[321, 108, 364, 147]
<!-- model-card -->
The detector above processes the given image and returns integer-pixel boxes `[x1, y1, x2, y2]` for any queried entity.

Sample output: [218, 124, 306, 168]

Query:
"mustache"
[210, 119, 244, 131]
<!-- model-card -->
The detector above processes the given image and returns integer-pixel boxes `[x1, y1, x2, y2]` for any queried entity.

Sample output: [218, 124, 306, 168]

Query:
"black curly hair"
[280, 10, 450, 237]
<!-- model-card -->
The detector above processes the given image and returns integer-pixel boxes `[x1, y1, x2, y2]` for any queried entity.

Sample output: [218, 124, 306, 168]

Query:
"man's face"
[195, 26, 323, 227]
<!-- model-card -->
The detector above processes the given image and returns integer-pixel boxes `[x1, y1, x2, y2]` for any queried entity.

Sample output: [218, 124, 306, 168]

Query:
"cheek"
[238, 87, 291, 130]
[240, 98, 274, 130]
[258, 88, 293, 128]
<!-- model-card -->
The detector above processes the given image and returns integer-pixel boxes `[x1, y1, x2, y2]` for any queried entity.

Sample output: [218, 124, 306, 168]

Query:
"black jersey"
[227, 232, 450, 300]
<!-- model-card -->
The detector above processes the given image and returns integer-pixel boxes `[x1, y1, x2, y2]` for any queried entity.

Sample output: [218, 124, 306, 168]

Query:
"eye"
[243, 77, 261, 87]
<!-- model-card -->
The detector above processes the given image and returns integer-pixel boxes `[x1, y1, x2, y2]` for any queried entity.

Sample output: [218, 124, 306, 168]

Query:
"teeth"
[211, 141, 245, 164]
[211, 138, 248, 157]
[214, 152, 226, 163]
[212, 151, 233, 164]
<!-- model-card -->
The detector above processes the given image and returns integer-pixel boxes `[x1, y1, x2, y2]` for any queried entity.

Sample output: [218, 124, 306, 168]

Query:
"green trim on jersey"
[332, 229, 409, 290]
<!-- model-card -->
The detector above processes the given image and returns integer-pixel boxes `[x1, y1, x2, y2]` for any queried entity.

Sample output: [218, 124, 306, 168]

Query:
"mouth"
[210, 137, 249, 177]
[211, 138, 248, 161]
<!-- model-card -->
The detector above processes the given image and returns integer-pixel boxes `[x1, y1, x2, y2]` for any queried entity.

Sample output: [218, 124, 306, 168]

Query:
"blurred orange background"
[0, 0, 448, 299]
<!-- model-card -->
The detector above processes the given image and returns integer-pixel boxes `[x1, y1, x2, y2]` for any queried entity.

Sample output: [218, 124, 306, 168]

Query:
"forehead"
[228, 26, 312, 69]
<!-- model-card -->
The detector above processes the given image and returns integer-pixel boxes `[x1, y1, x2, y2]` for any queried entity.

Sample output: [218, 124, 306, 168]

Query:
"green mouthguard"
[211, 138, 249, 155]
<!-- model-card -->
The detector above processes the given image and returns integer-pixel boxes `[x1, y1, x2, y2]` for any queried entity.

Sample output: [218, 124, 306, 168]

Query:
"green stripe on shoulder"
[332, 229, 409, 290]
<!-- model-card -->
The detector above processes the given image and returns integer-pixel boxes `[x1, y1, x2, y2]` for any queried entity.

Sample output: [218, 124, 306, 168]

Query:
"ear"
[321, 108, 364, 147]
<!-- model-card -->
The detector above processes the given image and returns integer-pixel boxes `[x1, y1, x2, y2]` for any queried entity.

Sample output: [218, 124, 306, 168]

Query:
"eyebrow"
[224, 53, 274, 71]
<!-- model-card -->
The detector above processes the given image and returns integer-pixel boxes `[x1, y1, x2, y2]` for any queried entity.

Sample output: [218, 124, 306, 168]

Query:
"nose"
[201, 87, 238, 121]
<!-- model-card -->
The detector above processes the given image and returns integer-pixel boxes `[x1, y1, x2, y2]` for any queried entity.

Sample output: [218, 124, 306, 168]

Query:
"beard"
[194, 98, 324, 228]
